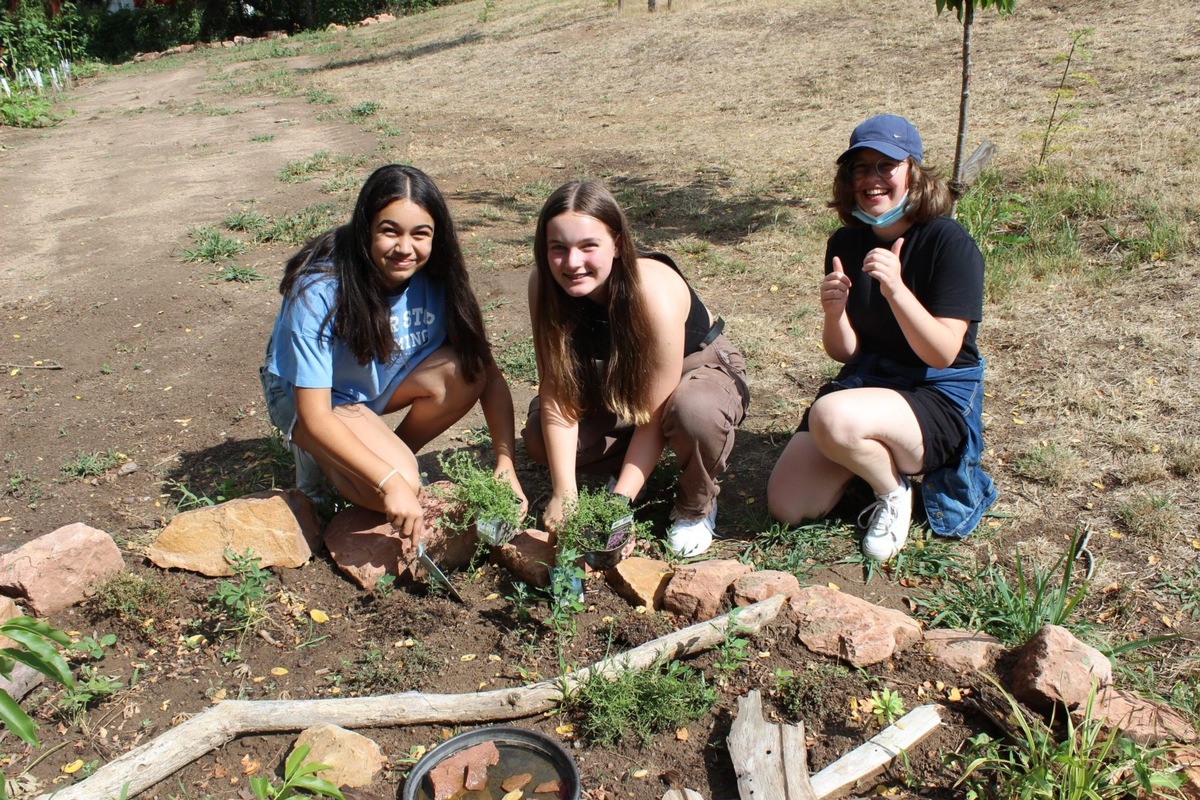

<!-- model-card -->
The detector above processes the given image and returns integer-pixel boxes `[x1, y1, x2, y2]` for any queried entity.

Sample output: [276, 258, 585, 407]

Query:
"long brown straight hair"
[532, 181, 655, 424]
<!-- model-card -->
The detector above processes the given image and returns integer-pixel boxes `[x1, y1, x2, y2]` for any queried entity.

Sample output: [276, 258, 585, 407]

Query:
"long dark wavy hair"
[279, 164, 490, 379]
[829, 155, 952, 227]
[532, 180, 654, 424]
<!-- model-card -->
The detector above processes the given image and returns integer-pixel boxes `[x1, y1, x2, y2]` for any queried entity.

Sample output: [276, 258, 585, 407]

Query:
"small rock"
[325, 482, 474, 589]
[491, 529, 556, 588]
[732, 570, 800, 606]
[605, 557, 672, 610]
[922, 628, 1003, 673]
[788, 585, 922, 667]
[663, 559, 753, 622]
[293, 724, 385, 788]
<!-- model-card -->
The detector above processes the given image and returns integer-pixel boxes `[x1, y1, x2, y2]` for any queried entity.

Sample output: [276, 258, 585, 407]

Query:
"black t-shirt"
[824, 216, 984, 368]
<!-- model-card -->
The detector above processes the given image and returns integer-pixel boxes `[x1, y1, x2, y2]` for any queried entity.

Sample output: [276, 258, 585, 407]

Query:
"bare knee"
[766, 465, 828, 525]
[520, 404, 548, 466]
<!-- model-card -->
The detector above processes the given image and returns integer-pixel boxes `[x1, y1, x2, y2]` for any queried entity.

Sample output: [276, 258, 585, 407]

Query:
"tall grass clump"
[952, 680, 1184, 800]
[919, 533, 1090, 646]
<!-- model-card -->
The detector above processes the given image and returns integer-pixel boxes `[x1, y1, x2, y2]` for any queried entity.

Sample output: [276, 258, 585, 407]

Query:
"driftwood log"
[729, 690, 942, 800]
[35, 594, 787, 800]
[728, 690, 817, 800]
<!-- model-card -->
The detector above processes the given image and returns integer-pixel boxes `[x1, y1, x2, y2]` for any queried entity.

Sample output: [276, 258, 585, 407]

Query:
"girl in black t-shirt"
[767, 115, 988, 561]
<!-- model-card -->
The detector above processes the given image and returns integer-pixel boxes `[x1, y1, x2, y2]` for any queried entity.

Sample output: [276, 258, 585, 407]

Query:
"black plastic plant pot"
[402, 725, 581, 800]
[579, 516, 633, 571]
[474, 517, 517, 546]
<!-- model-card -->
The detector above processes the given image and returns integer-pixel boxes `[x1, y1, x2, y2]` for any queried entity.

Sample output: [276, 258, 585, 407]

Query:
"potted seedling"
[436, 450, 525, 546]
[555, 486, 638, 570]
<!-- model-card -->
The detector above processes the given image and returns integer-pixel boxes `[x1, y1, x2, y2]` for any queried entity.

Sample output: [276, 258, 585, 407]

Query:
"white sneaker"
[859, 480, 912, 562]
[667, 501, 717, 557]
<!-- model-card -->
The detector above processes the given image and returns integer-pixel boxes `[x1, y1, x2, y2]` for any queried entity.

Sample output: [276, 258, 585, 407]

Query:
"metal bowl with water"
[402, 725, 580, 800]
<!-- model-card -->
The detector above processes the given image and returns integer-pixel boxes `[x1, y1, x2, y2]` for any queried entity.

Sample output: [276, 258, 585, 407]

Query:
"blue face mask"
[852, 193, 909, 228]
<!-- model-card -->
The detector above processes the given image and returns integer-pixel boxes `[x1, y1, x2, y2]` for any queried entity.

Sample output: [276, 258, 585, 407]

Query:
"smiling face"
[369, 198, 435, 290]
[852, 149, 910, 218]
[544, 211, 620, 302]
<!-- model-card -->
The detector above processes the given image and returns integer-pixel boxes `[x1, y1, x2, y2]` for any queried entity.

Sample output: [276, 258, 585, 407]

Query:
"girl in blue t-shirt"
[262, 164, 526, 541]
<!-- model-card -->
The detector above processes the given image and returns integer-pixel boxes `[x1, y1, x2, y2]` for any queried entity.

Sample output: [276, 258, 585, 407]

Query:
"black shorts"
[798, 381, 967, 474]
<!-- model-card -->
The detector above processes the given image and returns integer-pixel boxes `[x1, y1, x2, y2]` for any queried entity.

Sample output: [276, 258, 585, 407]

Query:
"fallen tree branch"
[0, 362, 63, 370]
[37, 594, 787, 800]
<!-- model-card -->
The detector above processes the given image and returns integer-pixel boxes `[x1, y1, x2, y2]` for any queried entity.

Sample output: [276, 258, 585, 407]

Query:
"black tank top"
[572, 252, 712, 359]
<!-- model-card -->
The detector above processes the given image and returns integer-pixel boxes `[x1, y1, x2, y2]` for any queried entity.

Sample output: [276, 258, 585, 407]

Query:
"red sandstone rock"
[427, 741, 500, 800]
[0, 523, 124, 615]
[324, 482, 474, 589]
[1088, 686, 1197, 745]
[491, 529, 555, 588]
[732, 570, 801, 606]
[663, 559, 753, 622]
[788, 585, 922, 667]
[1010, 624, 1112, 712]
[922, 628, 1003, 673]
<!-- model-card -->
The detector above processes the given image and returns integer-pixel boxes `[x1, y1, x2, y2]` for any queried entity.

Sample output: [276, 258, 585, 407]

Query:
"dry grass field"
[0, 0, 1197, 796]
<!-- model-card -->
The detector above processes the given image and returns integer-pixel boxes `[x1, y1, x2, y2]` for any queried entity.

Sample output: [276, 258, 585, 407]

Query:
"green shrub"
[566, 659, 716, 746]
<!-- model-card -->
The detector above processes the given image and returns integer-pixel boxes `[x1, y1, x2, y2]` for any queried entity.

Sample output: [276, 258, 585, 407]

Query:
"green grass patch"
[951, 679, 1184, 799]
[215, 263, 264, 283]
[742, 520, 846, 579]
[494, 335, 538, 384]
[180, 225, 246, 263]
[257, 202, 345, 245]
[917, 534, 1090, 646]
[564, 658, 717, 746]
[61, 449, 124, 479]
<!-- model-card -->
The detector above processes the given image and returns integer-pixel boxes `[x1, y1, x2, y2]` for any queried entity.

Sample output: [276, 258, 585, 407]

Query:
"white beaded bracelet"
[376, 468, 399, 492]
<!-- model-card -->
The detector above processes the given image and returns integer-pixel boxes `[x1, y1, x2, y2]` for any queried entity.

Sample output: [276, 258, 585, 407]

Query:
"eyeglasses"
[850, 159, 905, 180]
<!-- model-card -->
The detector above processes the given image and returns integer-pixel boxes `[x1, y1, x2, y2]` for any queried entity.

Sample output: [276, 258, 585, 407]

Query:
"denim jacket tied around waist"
[832, 354, 997, 538]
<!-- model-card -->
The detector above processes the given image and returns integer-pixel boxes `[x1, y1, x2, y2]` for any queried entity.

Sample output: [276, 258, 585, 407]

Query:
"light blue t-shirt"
[265, 270, 448, 414]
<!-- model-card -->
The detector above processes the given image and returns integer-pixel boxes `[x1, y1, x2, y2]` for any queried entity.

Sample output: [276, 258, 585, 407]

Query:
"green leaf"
[1, 616, 72, 647]
[290, 773, 345, 799]
[0, 687, 40, 746]
[0, 630, 74, 687]
[283, 743, 311, 777]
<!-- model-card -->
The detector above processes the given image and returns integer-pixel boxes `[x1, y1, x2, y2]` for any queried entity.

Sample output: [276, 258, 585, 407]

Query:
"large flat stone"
[788, 585, 922, 667]
[147, 489, 321, 576]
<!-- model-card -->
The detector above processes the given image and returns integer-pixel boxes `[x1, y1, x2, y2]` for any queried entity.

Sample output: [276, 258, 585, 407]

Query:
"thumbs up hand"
[862, 237, 905, 298]
[820, 255, 852, 316]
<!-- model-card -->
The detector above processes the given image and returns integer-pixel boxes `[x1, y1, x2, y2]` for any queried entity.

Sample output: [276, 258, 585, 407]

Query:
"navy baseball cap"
[837, 114, 923, 164]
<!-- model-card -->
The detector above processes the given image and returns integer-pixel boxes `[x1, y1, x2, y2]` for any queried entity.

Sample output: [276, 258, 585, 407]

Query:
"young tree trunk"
[951, 0, 975, 214]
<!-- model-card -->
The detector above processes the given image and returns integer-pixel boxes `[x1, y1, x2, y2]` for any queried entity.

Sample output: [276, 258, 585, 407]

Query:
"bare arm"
[864, 238, 969, 369]
[292, 387, 424, 539]
[528, 270, 579, 533]
[610, 259, 690, 501]
[477, 361, 528, 512]
[821, 254, 858, 363]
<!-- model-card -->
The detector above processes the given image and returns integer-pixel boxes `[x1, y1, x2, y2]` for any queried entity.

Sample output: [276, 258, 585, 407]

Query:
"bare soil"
[1, 0, 1197, 798]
